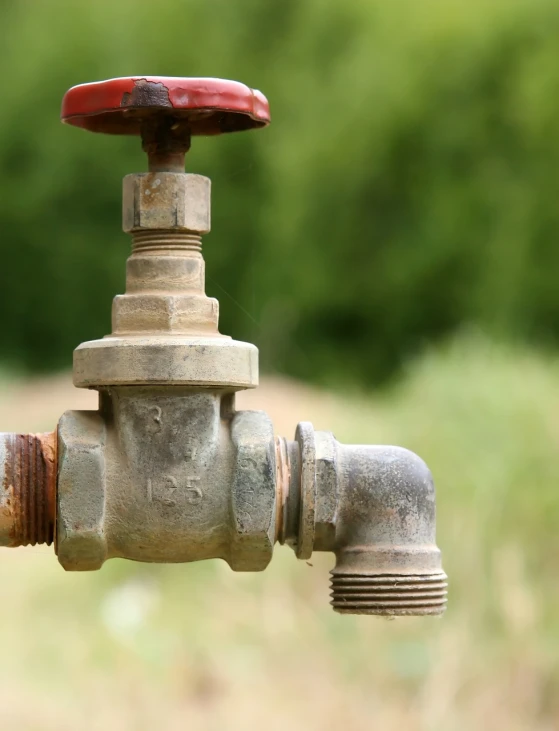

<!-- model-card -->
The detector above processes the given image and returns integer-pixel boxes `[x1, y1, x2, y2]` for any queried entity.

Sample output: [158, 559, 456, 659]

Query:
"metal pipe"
[0, 432, 56, 547]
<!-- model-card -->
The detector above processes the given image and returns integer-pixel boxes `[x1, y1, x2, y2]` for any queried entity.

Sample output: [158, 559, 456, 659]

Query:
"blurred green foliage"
[1, 335, 559, 729]
[1, 0, 559, 384]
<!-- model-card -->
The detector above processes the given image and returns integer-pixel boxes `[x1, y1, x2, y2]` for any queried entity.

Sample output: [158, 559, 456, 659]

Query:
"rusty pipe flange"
[0, 432, 56, 547]
[295, 422, 316, 559]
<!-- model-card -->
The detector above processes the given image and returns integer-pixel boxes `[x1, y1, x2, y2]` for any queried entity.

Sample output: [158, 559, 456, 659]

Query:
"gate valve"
[0, 77, 447, 616]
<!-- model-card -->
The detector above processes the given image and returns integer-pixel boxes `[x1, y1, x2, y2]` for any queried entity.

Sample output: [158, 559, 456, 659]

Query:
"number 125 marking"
[147, 476, 203, 507]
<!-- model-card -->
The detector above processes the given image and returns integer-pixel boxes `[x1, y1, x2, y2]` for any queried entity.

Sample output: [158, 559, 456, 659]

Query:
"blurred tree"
[0, 0, 558, 385]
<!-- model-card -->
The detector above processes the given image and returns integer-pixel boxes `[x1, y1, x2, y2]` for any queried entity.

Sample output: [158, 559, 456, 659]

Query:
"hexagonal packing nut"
[123, 173, 211, 233]
[112, 293, 220, 335]
[230, 410, 277, 571]
[57, 411, 107, 571]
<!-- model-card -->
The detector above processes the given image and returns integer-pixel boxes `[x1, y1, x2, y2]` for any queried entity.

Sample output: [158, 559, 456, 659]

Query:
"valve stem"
[140, 117, 191, 172]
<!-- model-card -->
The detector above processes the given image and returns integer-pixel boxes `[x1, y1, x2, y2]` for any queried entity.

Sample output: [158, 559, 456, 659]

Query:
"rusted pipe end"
[330, 570, 448, 616]
[0, 432, 56, 547]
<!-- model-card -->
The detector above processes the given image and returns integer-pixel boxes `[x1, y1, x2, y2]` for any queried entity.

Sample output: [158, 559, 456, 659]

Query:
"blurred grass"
[0, 334, 558, 730]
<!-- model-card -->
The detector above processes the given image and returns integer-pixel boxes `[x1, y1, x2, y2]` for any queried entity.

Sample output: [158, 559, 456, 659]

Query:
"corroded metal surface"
[0, 432, 56, 547]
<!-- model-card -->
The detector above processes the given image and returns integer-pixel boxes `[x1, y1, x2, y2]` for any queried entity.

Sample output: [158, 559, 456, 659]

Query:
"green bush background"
[1, 0, 558, 385]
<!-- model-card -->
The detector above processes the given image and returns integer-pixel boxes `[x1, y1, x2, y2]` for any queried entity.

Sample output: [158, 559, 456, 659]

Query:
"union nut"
[122, 173, 211, 233]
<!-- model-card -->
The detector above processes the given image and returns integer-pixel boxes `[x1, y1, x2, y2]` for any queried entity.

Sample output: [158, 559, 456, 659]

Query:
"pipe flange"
[295, 421, 316, 560]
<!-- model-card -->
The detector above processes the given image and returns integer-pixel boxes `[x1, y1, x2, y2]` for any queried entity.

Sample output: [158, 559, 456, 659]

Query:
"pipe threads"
[330, 572, 448, 616]
[131, 230, 202, 255]
[0, 432, 56, 547]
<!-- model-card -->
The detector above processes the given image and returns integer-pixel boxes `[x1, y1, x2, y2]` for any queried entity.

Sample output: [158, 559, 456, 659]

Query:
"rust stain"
[37, 431, 57, 547]
[121, 79, 172, 109]
[0, 432, 56, 547]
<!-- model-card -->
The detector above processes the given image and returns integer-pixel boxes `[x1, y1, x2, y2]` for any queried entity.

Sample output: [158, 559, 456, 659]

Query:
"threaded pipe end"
[330, 572, 448, 616]
[131, 230, 202, 255]
[0, 432, 56, 547]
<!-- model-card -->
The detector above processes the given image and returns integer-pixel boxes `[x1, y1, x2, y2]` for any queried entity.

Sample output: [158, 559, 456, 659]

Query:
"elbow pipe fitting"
[277, 426, 447, 615]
